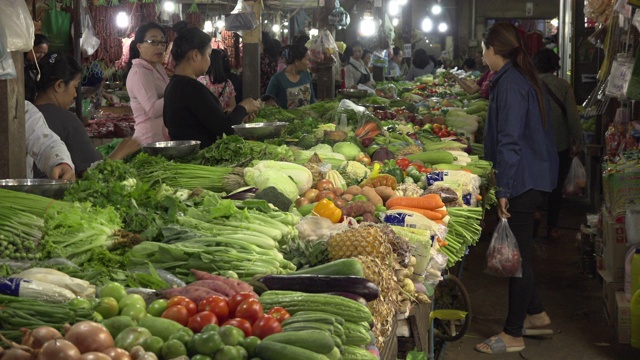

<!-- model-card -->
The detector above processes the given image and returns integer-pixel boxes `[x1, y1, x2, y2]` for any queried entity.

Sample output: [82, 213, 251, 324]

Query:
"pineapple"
[283, 237, 329, 269]
[327, 224, 393, 261]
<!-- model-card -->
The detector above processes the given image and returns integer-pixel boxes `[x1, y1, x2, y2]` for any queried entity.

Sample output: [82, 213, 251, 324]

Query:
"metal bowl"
[340, 89, 369, 99]
[232, 122, 287, 140]
[141, 140, 201, 159]
[0, 179, 73, 199]
[104, 81, 122, 90]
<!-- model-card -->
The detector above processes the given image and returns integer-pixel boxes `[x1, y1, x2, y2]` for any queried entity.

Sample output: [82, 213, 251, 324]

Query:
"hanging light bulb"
[359, 18, 376, 37]
[388, 0, 399, 16]
[272, 24, 280, 33]
[421, 17, 433, 33]
[309, 28, 319, 36]
[216, 18, 225, 29]
[392, 18, 399, 27]
[397, 0, 407, 5]
[431, 4, 442, 15]
[283, 21, 289, 26]
[116, 12, 129, 28]
[204, 20, 213, 33]
[438, 22, 448, 32]
[163, 0, 175, 12]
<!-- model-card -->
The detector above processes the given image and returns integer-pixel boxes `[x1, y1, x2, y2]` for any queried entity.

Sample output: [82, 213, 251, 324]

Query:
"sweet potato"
[341, 194, 354, 202]
[162, 286, 228, 303]
[190, 269, 254, 293]
[186, 280, 236, 298]
[374, 186, 396, 203]
[361, 186, 383, 206]
[362, 213, 380, 223]
[341, 201, 376, 218]
[345, 185, 363, 196]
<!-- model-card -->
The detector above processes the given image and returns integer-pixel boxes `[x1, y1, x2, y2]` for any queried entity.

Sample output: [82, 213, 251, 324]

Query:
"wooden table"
[381, 302, 431, 360]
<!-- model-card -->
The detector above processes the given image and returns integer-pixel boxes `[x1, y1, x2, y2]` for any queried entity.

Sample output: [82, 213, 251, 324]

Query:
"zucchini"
[431, 163, 487, 176]
[282, 322, 336, 334]
[342, 322, 371, 346]
[406, 150, 455, 164]
[282, 315, 337, 327]
[263, 330, 335, 354]
[258, 275, 379, 302]
[260, 291, 373, 323]
[256, 341, 330, 360]
[293, 258, 364, 277]
[342, 345, 377, 360]
[294, 311, 346, 325]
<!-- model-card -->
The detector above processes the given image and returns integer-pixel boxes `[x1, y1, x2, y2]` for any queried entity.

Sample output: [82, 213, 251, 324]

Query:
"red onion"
[36, 339, 81, 360]
[64, 321, 114, 354]
[101, 348, 132, 360]
[80, 352, 113, 360]
[20, 327, 63, 350]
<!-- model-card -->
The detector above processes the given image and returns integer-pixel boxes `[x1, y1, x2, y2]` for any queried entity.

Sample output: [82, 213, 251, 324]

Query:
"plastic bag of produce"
[563, 157, 587, 197]
[485, 218, 522, 277]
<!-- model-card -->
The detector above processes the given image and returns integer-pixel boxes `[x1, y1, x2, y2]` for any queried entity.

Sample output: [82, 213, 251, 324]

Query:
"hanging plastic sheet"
[0, 0, 35, 52]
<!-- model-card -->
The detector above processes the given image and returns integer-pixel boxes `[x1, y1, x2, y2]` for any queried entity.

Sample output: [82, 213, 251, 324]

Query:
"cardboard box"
[602, 216, 628, 282]
[603, 170, 640, 221]
[616, 291, 631, 344]
[601, 269, 624, 323]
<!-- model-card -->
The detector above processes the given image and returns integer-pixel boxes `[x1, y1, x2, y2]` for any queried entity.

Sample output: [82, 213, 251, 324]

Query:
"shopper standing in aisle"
[265, 43, 316, 109]
[345, 41, 375, 89]
[126, 22, 171, 145]
[198, 49, 237, 112]
[163, 23, 260, 149]
[475, 22, 559, 354]
[405, 48, 434, 81]
[532, 49, 585, 240]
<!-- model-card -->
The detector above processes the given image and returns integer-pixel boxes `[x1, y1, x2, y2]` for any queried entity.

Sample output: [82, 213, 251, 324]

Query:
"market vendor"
[265, 44, 316, 110]
[24, 34, 49, 102]
[405, 48, 434, 81]
[163, 23, 260, 149]
[25, 101, 75, 181]
[32, 52, 140, 178]
[345, 41, 375, 89]
[197, 49, 236, 112]
[126, 22, 171, 145]
[386, 46, 408, 78]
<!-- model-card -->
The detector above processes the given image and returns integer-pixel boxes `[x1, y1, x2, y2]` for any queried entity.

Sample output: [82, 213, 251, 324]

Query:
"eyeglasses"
[142, 39, 168, 47]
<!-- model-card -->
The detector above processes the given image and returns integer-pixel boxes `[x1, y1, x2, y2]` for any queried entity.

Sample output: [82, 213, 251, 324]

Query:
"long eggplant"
[258, 275, 380, 302]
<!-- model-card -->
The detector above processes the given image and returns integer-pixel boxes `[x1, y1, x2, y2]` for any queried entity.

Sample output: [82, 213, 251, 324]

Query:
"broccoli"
[255, 186, 293, 212]
[337, 161, 371, 187]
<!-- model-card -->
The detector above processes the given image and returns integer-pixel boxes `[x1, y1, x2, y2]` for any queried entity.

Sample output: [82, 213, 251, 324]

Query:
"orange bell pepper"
[313, 198, 342, 223]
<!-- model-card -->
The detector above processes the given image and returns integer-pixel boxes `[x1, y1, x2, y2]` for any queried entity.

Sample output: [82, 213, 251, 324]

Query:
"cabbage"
[445, 110, 480, 134]
[250, 168, 299, 201]
[293, 149, 346, 168]
[245, 161, 312, 196]
[308, 144, 334, 153]
[332, 142, 361, 160]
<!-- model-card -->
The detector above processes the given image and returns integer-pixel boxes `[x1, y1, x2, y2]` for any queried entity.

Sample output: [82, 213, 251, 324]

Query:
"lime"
[213, 345, 242, 360]
[162, 339, 187, 359]
[141, 336, 164, 356]
[195, 331, 224, 355]
[169, 331, 192, 345]
[146, 299, 168, 317]
[118, 294, 146, 310]
[99, 282, 127, 302]
[68, 298, 92, 310]
[121, 304, 147, 322]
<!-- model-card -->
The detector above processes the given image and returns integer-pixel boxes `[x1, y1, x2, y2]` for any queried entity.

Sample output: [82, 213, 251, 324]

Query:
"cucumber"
[342, 322, 371, 346]
[432, 163, 487, 176]
[256, 341, 330, 360]
[331, 335, 343, 352]
[282, 322, 336, 334]
[324, 347, 341, 360]
[294, 311, 346, 326]
[263, 330, 335, 354]
[342, 345, 377, 360]
[282, 315, 337, 327]
[293, 259, 364, 277]
[260, 291, 373, 323]
[406, 151, 455, 164]
[138, 316, 185, 342]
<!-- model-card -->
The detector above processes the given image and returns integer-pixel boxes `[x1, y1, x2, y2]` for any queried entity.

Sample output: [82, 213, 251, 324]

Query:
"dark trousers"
[547, 149, 572, 228]
[503, 189, 548, 337]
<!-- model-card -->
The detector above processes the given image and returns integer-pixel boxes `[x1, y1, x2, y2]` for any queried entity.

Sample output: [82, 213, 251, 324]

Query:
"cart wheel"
[432, 274, 471, 342]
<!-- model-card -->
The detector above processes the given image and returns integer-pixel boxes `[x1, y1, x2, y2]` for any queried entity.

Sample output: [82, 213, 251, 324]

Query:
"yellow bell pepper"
[313, 198, 342, 223]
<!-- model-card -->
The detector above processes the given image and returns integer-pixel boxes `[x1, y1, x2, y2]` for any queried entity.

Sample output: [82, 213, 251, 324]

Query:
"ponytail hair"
[482, 22, 548, 128]
[127, 22, 165, 73]
[171, 21, 212, 65]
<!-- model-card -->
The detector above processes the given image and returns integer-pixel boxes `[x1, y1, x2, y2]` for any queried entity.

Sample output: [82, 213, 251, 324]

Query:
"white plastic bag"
[0, 22, 17, 80]
[225, 0, 258, 31]
[606, 53, 634, 99]
[563, 157, 587, 196]
[308, 29, 340, 68]
[485, 218, 522, 277]
[79, 0, 100, 56]
[0, 0, 35, 52]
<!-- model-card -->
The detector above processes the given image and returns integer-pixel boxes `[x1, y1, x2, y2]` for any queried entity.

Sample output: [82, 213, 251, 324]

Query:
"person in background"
[126, 22, 171, 145]
[32, 52, 139, 177]
[24, 34, 49, 102]
[198, 49, 237, 112]
[362, 49, 372, 70]
[462, 58, 482, 77]
[386, 46, 407, 78]
[266, 44, 316, 109]
[475, 22, 558, 355]
[405, 48, 434, 81]
[532, 48, 584, 240]
[456, 57, 495, 100]
[345, 41, 374, 88]
[163, 23, 260, 149]
[25, 101, 75, 181]
[475, 50, 489, 73]
[260, 31, 280, 96]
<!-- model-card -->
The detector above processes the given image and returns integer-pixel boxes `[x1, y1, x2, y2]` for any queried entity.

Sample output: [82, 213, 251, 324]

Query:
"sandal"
[475, 335, 525, 354]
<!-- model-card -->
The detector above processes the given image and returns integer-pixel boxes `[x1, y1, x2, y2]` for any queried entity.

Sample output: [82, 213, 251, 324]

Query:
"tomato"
[252, 315, 282, 339]
[168, 296, 198, 317]
[267, 307, 291, 323]
[234, 299, 263, 325]
[162, 305, 190, 326]
[419, 167, 431, 174]
[228, 292, 258, 317]
[199, 296, 230, 324]
[223, 318, 252, 337]
[187, 311, 219, 333]
[410, 163, 425, 172]
[395, 158, 410, 170]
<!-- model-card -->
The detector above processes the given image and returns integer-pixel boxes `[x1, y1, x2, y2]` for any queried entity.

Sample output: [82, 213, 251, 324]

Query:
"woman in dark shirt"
[163, 23, 260, 149]
[260, 31, 279, 96]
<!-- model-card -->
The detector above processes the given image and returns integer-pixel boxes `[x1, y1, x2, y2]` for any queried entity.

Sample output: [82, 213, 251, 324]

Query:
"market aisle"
[442, 199, 639, 359]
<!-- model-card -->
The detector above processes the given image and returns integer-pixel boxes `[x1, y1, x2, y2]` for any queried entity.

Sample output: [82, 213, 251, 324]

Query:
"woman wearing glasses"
[126, 22, 171, 145]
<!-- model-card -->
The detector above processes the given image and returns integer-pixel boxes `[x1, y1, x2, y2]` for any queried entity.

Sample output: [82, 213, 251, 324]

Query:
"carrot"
[434, 219, 446, 226]
[355, 122, 379, 138]
[385, 194, 445, 211]
[389, 206, 444, 220]
[360, 129, 381, 139]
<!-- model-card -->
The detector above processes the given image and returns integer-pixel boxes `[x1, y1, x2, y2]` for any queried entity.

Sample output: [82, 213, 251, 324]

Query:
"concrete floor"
[441, 199, 640, 360]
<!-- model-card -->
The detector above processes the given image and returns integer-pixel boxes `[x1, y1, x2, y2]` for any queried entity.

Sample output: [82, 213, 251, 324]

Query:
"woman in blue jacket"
[475, 22, 559, 354]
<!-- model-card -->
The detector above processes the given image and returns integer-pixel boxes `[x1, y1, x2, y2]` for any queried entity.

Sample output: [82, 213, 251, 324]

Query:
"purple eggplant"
[222, 187, 259, 200]
[258, 275, 380, 302]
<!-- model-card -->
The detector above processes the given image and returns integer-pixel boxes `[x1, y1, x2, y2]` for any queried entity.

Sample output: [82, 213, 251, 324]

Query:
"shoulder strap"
[542, 82, 567, 118]
[350, 62, 367, 75]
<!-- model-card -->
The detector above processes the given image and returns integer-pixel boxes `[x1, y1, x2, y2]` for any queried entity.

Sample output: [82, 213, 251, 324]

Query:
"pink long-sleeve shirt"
[126, 59, 170, 145]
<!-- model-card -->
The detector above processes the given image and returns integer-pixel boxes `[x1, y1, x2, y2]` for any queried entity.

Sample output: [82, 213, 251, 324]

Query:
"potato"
[345, 185, 363, 196]
[361, 186, 383, 206]
[374, 186, 396, 203]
